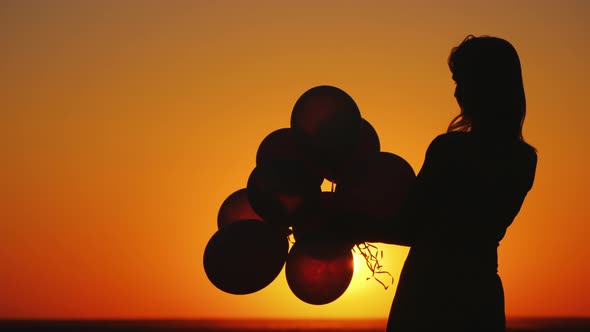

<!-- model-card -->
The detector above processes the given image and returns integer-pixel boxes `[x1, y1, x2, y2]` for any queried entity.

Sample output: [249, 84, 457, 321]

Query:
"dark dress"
[381, 132, 537, 332]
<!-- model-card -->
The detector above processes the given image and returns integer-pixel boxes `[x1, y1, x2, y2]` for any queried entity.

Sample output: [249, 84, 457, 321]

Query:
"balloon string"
[353, 242, 394, 289]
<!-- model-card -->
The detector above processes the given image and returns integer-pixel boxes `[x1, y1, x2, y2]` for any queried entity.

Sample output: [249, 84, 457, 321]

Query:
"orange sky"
[1, 0, 589, 319]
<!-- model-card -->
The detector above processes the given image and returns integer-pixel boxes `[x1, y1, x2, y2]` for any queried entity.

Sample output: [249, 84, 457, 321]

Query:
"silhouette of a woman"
[357, 35, 537, 331]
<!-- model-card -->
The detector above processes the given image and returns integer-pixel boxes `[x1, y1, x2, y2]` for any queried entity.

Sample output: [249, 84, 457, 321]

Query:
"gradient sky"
[2, 0, 589, 319]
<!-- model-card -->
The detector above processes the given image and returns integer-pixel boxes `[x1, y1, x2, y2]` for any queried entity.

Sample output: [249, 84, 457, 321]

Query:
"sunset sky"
[2, 0, 589, 320]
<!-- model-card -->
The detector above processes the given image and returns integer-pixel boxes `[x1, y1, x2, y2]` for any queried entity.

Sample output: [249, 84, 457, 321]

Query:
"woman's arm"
[339, 134, 453, 246]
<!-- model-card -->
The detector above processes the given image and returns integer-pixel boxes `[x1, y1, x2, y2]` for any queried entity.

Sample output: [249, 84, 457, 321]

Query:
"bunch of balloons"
[203, 86, 416, 305]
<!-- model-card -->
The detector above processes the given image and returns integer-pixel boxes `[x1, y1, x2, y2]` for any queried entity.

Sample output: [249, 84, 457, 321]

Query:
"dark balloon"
[217, 188, 263, 229]
[336, 152, 416, 220]
[286, 239, 354, 305]
[247, 160, 321, 226]
[331, 118, 380, 183]
[256, 128, 323, 186]
[203, 219, 288, 295]
[290, 85, 362, 178]
[292, 191, 338, 242]
[256, 128, 302, 165]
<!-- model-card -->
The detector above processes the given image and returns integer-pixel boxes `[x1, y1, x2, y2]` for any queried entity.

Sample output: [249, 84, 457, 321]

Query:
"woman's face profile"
[453, 75, 475, 120]
[452, 72, 464, 105]
[453, 80, 467, 114]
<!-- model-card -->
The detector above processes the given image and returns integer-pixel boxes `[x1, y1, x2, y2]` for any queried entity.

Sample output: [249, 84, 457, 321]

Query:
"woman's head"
[447, 35, 526, 141]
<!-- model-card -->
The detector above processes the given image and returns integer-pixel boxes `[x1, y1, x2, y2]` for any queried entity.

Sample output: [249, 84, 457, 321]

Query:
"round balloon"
[247, 160, 321, 226]
[256, 128, 323, 186]
[331, 118, 380, 183]
[290, 85, 362, 178]
[256, 128, 302, 165]
[286, 238, 354, 305]
[217, 188, 263, 229]
[203, 219, 288, 295]
[335, 152, 416, 242]
[292, 191, 338, 242]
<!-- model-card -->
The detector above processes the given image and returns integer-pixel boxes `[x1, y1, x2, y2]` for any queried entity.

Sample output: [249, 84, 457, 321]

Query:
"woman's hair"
[447, 35, 527, 142]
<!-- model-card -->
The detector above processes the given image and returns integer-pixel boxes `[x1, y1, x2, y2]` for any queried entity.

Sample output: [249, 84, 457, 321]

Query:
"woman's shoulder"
[432, 132, 537, 158]
[421, 132, 470, 164]
[428, 132, 471, 152]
